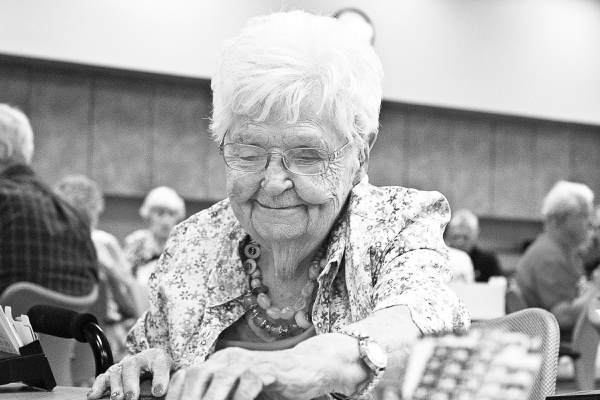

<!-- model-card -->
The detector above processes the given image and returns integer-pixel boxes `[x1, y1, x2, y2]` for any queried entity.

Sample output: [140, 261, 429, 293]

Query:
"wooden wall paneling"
[448, 117, 494, 215]
[404, 111, 455, 199]
[369, 103, 408, 188]
[493, 122, 537, 218]
[531, 123, 572, 216]
[28, 68, 92, 185]
[0, 63, 31, 112]
[152, 82, 227, 201]
[569, 125, 600, 198]
[91, 76, 154, 196]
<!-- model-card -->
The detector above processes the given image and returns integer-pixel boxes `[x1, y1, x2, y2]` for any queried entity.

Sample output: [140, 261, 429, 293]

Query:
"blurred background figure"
[54, 174, 142, 361]
[0, 104, 97, 296]
[445, 208, 503, 282]
[448, 247, 476, 283]
[124, 186, 186, 289]
[516, 180, 597, 341]
[579, 205, 600, 279]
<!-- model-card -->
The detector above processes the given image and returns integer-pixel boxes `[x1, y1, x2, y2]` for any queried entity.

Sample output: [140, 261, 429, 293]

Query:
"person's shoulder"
[350, 179, 449, 222]
[172, 198, 239, 239]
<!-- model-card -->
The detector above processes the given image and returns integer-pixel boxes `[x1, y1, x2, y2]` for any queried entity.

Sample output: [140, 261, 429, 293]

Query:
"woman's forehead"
[230, 116, 345, 146]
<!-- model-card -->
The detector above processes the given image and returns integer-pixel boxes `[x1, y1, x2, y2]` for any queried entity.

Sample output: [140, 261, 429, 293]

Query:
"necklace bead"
[240, 236, 326, 338]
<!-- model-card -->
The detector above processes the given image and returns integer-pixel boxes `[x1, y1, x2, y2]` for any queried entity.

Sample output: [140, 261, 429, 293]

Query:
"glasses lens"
[285, 148, 328, 175]
[223, 144, 267, 171]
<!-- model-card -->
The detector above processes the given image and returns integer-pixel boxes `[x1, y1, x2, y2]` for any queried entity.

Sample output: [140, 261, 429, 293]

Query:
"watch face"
[366, 340, 388, 369]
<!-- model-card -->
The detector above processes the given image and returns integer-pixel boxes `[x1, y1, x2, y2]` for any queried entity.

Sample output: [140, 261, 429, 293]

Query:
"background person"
[516, 180, 598, 340]
[124, 186, 186, 288]
[88, 11, 469, 400]
[54, 174, 143, 361]
[0, 104, 97, 296]
[445, 208, 503, 282]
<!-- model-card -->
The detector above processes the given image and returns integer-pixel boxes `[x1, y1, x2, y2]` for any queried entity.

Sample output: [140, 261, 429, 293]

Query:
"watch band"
[336, 329, 387, 399]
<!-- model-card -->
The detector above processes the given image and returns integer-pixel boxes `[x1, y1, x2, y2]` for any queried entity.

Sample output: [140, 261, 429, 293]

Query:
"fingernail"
[110, 392, 120, 400]
[153, 384, 164, 396]
[125, 391, 135, 400]
[87, 390, 93, 398]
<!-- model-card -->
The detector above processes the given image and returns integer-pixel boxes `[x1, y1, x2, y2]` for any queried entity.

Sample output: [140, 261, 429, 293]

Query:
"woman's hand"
[87, 348, 173, 400]
[165, 347, 330, 400]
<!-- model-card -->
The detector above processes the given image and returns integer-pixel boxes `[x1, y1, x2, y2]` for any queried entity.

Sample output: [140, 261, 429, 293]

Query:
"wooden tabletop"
[0, 383, 90, 399]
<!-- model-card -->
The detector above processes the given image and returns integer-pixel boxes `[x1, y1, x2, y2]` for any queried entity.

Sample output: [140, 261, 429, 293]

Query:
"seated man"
[445, 208, 502, 282]
[0, 104, 98, 296]
[516, 180, 598, 339]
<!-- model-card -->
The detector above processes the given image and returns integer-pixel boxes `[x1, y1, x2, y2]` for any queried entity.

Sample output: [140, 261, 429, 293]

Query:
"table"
[0, 381, 163, 399]
[0, 383, 89, 399]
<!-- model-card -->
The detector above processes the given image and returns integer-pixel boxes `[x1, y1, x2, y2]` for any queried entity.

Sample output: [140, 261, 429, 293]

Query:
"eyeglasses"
[219, 137, 350, 176]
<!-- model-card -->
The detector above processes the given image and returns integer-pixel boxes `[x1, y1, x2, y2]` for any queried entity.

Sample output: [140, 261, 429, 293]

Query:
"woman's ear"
[353, 131, 378, 186]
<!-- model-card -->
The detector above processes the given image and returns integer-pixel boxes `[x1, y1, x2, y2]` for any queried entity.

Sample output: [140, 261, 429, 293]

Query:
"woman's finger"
[231, 370, 264, 400]
[149, 351, 173, 397]
[202, 369, 243, 400]
[178, 365, 213, 400]
[165, 369, 185, 400]
[87, 372, 110, 399]
[121, 355, 147, 400]
[108, 364, 125, 400]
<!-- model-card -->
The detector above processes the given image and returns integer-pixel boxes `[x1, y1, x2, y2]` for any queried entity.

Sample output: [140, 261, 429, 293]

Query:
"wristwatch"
[337, 330, 388, 399]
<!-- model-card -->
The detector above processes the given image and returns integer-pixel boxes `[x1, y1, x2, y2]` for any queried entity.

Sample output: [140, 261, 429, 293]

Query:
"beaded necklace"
[240, 237, 326, 339]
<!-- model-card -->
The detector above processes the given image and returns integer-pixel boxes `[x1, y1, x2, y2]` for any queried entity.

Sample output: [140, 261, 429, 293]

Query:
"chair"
[472, 308, 560, 400]
[0, 282, 99, 386]
[570, 300, 600, 390]
[505, 278, 528, 314]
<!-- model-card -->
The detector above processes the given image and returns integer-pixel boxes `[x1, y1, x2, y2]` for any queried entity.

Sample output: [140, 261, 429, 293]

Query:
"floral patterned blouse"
[126, 178, 471, 368]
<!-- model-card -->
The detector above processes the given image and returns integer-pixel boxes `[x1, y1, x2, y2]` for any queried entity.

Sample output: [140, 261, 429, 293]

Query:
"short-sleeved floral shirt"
[126, 178, 470, 367]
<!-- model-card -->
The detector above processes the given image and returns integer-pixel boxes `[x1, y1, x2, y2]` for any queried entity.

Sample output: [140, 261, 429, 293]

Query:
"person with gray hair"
[0, 104, 97, 296]
[89, 11, 468, 400]
[445, 208, 502, 282]
[516, 180, 598, 340]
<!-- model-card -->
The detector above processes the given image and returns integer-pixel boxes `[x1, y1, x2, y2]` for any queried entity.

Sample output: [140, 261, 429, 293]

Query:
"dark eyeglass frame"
[218, 135, 351, 176]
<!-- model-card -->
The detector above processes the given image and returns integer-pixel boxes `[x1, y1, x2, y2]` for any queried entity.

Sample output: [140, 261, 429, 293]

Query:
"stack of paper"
[0, 306, 38, 358]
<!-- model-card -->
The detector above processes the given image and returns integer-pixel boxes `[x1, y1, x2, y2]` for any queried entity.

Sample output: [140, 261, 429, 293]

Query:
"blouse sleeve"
[371, 191, 470, 335]
[125, 229, 181, 355]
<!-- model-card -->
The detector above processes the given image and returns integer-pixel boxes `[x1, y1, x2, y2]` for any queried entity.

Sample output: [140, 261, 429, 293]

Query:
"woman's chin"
[253, 224, 306, 243]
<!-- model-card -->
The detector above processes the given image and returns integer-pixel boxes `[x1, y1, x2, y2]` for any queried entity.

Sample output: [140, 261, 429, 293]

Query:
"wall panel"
[29, 68, 92, 185]
[404, 111, 454, 196]
[152, 82, 226, 199]
[448, 117, 494, 215]
[0, 63, 30, 112]
[370, 104, 408, 188]
[569, 126, 600, 198]
[493, 123, 536, 218]
[531, 124, 572, 216]
[91, 76, 154, 195]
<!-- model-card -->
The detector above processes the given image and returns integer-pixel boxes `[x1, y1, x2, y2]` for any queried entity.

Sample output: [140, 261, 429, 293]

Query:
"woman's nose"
[261, 154, 293, 195]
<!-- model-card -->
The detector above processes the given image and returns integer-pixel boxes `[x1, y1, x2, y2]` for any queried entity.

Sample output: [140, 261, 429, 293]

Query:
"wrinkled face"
[148, 206, 181, 241]
[225, 113, 361, 247]
[446, 223, 477, 253]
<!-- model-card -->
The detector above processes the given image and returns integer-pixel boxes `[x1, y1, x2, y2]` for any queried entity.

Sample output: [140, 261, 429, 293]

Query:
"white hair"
[0, 104, 34, 164]
[140, 186, 186, 220]
[541, 180, 594, 221]
[449, 208, 480, 233]
[210, 10, 384, 159]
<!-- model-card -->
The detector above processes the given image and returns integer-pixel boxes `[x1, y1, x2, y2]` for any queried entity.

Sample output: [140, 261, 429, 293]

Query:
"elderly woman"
[88, 10, 468, 400]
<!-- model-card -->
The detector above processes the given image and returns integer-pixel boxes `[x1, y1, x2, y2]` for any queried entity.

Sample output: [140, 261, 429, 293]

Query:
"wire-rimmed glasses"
[219, 138, 350, 176]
